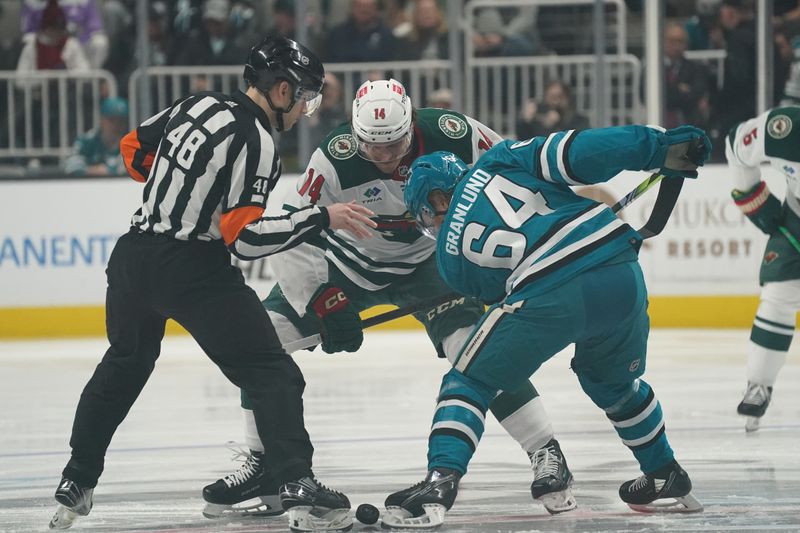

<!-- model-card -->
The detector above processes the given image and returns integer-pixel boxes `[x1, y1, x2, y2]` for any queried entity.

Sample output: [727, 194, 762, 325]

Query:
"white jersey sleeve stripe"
[539, 133, 557, 182]
[555, 129, 582, 185]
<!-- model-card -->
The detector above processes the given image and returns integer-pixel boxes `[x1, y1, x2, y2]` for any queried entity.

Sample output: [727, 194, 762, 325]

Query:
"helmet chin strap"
[261, 88, 298, 132]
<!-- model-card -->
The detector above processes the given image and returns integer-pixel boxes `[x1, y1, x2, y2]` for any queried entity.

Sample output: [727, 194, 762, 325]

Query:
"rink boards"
[0, 165, 789, 337]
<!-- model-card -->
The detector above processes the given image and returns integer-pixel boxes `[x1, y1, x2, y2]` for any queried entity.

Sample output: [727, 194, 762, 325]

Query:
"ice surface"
[1, 329, 798, 532]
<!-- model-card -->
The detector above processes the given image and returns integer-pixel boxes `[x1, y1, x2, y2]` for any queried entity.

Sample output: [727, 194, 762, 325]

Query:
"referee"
[49, 36, 375, 530]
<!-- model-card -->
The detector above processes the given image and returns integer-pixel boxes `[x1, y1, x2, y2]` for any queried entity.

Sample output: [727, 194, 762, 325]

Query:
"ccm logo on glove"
[311, 286, 349, 317]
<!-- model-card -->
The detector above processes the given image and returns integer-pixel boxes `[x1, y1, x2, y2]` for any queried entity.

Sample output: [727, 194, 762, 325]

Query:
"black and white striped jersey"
[120, 90, 330, 260]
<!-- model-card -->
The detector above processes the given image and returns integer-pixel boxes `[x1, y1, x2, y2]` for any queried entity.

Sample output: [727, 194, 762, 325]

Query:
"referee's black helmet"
[243, 36, 324, 106]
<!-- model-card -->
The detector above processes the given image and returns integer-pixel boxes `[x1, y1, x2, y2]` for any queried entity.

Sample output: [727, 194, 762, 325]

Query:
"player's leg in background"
[572, 260, 700, 513]
[738, 280, 800, 430]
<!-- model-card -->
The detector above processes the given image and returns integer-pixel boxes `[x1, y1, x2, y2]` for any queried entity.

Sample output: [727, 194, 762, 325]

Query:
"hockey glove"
[732, 181, 783, 235]
[654, 125, 712, 179]
[307, 283, 363, 354]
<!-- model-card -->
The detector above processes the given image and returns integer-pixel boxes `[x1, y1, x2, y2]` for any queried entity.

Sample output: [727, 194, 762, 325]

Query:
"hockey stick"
[282, 169, 681, 354]
[281, 291, 463, 353]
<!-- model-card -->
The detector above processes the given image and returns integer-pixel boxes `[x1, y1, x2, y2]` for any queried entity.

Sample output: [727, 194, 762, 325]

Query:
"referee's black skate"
[737, 382, 772, 432]
[381, 467, 461, 529]
[619, 460, 702, 513]
[49, 477, 93, 529]
[529, 438, 577, 514]
[280, 476, 352, 532]
[202, 448, 283, 518]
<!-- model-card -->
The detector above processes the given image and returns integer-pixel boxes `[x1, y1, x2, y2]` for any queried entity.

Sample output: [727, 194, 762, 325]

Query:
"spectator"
[16, 0, 89, 74]
[174, 0, 247, 66]
[323, 0, 398, 63]
[397, 0, 449, 60]
[143, 1, 174, 67]
[15, 0, 90, 154]
[472, 7, 534, 58]
[711, 0, 756, 159]
[386, 0, 411, 38]
[427, 87, 454, 109]
[515, 80, 590, 140]
[663, 23, 711, 130]
[306, 73, 349, 150]
[269, 0, 297, 39]
[230, 0, 268, 50]
[684, 0, 725, 50]
[21, 0, 109, 68]
[63, 97, 128, 177]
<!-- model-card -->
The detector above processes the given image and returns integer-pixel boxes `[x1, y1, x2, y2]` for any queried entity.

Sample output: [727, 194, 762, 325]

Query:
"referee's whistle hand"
[327, 202, 378, 239]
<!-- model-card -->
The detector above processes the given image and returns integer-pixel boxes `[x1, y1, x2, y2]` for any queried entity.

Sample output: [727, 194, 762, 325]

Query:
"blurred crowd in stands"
[0, 0, 797, 175]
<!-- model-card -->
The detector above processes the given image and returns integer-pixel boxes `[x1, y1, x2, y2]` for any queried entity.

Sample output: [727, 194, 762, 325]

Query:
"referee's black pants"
[62, 229, 314, 487]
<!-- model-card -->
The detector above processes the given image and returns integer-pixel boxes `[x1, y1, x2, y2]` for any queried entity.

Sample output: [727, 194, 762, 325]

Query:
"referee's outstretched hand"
[327, 201, 378, 239]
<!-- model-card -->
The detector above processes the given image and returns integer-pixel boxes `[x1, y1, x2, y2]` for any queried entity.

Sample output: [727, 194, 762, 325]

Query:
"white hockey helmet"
[351, 79, 414, 164]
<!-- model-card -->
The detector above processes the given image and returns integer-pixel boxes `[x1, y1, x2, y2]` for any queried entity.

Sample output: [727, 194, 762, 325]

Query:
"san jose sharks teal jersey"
[271, 108, 502, 315]
[436, 125, 671, 304]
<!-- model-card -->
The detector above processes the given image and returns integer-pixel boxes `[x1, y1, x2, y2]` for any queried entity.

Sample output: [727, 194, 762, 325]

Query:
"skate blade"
[381, 504, 446, 529]
[202, 496, 285, 519]
[287, 506, 353, 532]
[745, 416, 760, 433]
[49, 505, 79, 530]
[627, 492, 704, 514]
[537, 488, 577, 515]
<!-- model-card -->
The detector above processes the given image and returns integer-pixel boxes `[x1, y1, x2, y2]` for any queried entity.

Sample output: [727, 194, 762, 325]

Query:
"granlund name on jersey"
[726, 106, 800, 216]
[272, 107, 502, 314]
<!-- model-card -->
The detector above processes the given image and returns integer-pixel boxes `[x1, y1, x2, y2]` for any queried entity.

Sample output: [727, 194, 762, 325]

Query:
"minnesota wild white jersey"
[272, 108, 502, 314]
[435, 126, 676, 304]
[726, 106, 800, 217]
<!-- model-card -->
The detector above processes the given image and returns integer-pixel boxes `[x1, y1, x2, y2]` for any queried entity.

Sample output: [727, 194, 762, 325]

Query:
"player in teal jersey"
[382, 124, 711, 528]
[202, 80, 576, 518]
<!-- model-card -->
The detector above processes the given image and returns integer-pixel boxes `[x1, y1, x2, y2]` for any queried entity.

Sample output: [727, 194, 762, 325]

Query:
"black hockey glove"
[654, 125, 712, 179]
[307, 283, 363, 354]
[731, 181, 783, 235]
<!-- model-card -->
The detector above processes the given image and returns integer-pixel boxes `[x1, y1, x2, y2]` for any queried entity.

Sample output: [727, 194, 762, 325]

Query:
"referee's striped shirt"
[120, 90, 330, 260]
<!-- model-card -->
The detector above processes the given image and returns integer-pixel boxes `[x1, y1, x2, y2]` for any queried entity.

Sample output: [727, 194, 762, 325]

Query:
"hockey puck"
[356, 503, 380, 525]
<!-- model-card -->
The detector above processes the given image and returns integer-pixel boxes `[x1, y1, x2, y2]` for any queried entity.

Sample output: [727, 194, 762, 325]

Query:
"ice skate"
[529, 438, 576, 514]
[202, 447, 283, 518]
[737, 382, 772, 432]
[381, 468, 460, 529]
[619, 460, 702, 513]
[49, 478, 93, 529]
[280, 476, 352, 532]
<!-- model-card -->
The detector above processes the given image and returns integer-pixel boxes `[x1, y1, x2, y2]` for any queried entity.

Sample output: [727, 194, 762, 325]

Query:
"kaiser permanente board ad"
[0, 164, 786, 333]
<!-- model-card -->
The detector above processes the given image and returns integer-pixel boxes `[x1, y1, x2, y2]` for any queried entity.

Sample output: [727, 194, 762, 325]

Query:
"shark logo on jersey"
[438, 114, 468, 139]
[328, 134, 357, 160]
[767, 115, 792, 139]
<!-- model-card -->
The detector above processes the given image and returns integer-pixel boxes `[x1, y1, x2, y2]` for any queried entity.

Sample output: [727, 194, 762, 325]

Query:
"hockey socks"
[490, 381, 554, 453]
[605, 380, 674, 474]
[427, 369, 495, 474]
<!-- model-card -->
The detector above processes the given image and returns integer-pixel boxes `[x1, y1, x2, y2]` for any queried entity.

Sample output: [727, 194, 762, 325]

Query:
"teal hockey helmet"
[405, 151, 469, 238]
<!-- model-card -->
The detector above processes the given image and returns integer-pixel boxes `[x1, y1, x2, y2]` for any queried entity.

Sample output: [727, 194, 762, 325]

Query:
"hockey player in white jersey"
[201, 79, 577, 523]
[727, 105, 800, 431]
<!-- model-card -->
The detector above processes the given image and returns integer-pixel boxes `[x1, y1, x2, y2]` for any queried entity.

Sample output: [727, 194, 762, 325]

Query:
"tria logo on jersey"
[361, 186, 383, 205]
